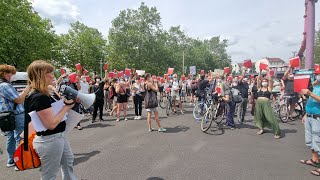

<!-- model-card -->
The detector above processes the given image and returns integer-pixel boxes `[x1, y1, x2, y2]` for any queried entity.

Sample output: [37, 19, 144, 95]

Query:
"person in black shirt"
[91, 71, 107, 123]
[197, 75, 210, 102]
[282, 64, 298, 120]
[26, 60, 77, 180]
[237, 68, 249, 123]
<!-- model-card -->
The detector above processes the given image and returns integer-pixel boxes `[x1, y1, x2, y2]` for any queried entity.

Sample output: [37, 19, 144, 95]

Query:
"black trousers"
[93, 99, 104, 120]
[134, 95, 143, 116]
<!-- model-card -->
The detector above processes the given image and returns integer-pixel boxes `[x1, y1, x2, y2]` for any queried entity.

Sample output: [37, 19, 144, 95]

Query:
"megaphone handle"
[64, 101, 75, 106]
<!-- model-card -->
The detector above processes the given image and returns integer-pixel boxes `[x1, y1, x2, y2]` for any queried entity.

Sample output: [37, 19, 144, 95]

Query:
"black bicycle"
[201, 96, 227, 132]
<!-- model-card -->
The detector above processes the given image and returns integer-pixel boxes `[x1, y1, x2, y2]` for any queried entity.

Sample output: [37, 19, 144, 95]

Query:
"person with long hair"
[254, 69, 281, 139]
[0, 64, 30, 169]
[144, 73, 166, 132]
[115, 78, 130, 121]
[26, 60, 77, 179]
[131, 77, 145, 120]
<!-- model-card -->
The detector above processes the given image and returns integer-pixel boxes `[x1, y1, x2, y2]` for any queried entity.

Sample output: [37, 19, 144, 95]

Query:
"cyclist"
[282, 64, 299, 120]
[197, 74, 210, 102]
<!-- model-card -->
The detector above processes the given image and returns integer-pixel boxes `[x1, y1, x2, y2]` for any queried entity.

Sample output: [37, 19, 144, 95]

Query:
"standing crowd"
[1, 61, 320, 178]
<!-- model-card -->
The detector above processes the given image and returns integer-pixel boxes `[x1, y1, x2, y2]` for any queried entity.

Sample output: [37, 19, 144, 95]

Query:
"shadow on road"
[84, 123, 115, 129]
[205, 124, 225, 136]
[74, 150, 101, 166]
[146, 177, 165, 180]
[164, 125, 190, 133]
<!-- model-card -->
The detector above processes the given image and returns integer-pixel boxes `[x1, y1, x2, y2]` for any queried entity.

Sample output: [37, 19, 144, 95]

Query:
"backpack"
[13, 95, 41, 171]
[230, 88, 243, 103]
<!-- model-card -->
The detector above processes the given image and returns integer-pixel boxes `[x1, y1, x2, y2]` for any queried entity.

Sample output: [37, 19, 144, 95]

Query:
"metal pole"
[182, 51, 185, 75]
[305, 0, 316, 69]
[100, 58, 102, 77]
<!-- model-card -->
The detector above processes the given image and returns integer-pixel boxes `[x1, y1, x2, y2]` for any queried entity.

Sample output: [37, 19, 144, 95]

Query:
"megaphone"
[59, 85, 96, 109]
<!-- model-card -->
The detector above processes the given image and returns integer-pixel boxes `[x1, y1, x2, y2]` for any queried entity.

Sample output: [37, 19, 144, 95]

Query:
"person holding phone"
[26, 60, 77, 180]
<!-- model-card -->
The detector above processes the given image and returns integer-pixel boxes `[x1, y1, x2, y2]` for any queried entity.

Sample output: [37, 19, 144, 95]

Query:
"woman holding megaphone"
[26, 60, 77, 180]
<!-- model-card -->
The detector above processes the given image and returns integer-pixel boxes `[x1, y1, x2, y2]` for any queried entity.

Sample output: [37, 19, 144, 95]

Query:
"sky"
[31, 0, 320, 63]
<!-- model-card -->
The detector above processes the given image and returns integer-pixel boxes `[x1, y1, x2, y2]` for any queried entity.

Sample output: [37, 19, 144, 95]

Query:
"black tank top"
[258, 89, 271, 99]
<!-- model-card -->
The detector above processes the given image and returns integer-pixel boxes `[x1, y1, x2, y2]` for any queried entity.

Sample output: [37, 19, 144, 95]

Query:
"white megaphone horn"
[59, 85, 96, 109]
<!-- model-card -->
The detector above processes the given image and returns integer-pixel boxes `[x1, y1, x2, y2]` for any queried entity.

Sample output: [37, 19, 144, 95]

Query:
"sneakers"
[77, 126, 83, 130]
[14, 166, 19, 171]
[149, 128, 155, 132]
[158, 127, 167, 132]
[137, 116, 142, 120]
[124, 117, 128, 121]
[180, 110, 184, 115]
[116, 118, 120, 122]
[7, 163, 15, 168]
[134, 116, 138, 120]
[274, 135, 281, 139]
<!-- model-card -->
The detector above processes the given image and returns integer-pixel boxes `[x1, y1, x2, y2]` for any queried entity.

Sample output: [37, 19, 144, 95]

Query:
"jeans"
[239, 98, 248, 122]
[6, 113, 24, 164]
[226, 101, 236, 127]
[33, 132, 77, 180]
[134, 95, 143, 116]
[305, 117, 320, 155]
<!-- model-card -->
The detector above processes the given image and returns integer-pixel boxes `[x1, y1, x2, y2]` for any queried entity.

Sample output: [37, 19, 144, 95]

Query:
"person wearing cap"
[282, 64, 299, 121]
[299, 69, 320, 176]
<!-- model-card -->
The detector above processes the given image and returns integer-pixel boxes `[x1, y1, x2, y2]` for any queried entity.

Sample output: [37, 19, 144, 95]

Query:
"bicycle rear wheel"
[159, 98, 168, 109]
[279, 104, 288, 123]
[193, 102, 208, 120]
[201, 110, 213, 132]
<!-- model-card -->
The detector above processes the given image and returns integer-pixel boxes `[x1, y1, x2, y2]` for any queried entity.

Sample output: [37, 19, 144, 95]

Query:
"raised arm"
[282, 65, 291, 80]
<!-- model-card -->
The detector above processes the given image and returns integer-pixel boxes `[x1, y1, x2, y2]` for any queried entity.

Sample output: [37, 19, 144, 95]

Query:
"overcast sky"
[31, 0, 320, 63]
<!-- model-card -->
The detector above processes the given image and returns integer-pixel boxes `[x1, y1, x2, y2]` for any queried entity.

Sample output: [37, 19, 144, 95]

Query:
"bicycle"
[165, 93, 173, 116]
[193, 92, 212, 121]
[159, 91, 168, 109]
[201, 96, 227, 132]
[279, 95, 304, 123]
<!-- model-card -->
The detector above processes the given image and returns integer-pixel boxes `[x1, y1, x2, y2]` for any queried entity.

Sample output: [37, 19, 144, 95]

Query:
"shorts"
[172, 93, 180, 101]
[117, 94, 128, 103]
[180, 91, 186, 97]
[305, 117, 320, 155]
[146, 108, 158, 112]
[286, 95, 299, 105]
[159, 86, 164, 93]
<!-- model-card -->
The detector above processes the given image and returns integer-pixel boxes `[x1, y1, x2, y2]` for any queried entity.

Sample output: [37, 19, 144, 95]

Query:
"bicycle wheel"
[193, 102, 208, 120]
[292, 103, 303, 119]
[201, 110, 213, 132]
[159, 98, 168, 109]
[279, 104, 288, 123]
[213, 103, 225, 124]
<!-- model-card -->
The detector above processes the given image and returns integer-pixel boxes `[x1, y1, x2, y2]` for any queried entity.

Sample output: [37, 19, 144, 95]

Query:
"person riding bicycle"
[282, 64, 299, 121]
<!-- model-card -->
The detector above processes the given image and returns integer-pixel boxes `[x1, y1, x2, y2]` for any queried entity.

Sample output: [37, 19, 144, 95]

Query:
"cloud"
[255, 20, 281, 31]
[32, 0, 80, 26]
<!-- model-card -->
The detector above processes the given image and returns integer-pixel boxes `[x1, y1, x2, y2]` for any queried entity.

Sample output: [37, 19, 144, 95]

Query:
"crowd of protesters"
[1, 61, 320, 177]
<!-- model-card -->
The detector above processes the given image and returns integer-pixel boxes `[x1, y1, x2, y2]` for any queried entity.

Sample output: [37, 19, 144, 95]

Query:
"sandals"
[257, 130, 264, 135]
[311, 169, 320, 176]
[300, 159, 320, 167]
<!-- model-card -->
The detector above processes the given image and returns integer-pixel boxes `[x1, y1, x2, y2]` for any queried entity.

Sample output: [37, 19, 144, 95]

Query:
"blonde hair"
[27, 60, 54, 96]
[0, 64, 17, 78]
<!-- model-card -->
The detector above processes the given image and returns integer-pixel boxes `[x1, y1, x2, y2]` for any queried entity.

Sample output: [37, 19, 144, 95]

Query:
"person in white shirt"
[171, 74, 184, 114]
[80, 76, 90, 94]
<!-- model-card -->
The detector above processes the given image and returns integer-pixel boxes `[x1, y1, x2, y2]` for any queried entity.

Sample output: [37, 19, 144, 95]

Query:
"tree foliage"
[0, 0, 56, 70]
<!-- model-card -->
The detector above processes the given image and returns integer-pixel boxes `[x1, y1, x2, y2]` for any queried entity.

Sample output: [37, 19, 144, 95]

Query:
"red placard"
[315, 64, 320, 74]
[243, 59, 252, 68]
[269, 70, 275, 76]
[112, 72, 117, 78]
[216, 87, 221, 94]
[69, 73, 77, 83]
[227, 75, 233, 81]
[60, 68, 65, 75]
[290, 57, 300, 68]
[140, 77, 145, 83]
[104, 63, 108, 70]
[181, 75, 186, 81]
[164, 74, 168, 79]
[200, 70, 205, 74]
[118, 71, 124, 78]
[76, 63, 82, 71]
[259, 63, 268, 70]
[83, 69, 88, 75]
[125, 68, 131, 76]
[86, 76, 91, 82]
[167, 76, 171, 81]
[294, 75, 310, 92]
[224, 67, 230, 74]
[160, 78, 165, 83]
[250, 75, 254, 79]
[108, 72, 114, 78]
[157, 76, 161, 81]
[168, 68, 174, 75]
[114, 69, 117, 73]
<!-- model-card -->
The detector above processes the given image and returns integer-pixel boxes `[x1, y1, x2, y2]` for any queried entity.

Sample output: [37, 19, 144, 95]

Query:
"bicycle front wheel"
[193, 102, 208, 120]
[279, 104, 288, 123]
[201, 110, 213, 132]
[159, 98, 168, 109]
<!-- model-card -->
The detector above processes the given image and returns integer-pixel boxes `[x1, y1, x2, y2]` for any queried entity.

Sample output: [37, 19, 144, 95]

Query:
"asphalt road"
[0, 104, 317, 180]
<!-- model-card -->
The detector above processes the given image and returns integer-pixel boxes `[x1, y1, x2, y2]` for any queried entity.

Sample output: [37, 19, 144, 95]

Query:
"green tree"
[0, 0, 56, 70]
[53, 21, 107, 74]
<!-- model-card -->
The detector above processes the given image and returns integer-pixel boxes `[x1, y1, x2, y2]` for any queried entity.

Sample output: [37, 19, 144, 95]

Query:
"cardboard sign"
[224, 67, 230, 74]
[125, 68, 131, 76]
[69, 73, 77, 83]
[168, 68, 174, 75]
[104, 63, 108, 70]
[243, 59, 252, 68]
[83, 69, 88, 75]
[60, 68, 65, 75]
[259, 63, 268, 70]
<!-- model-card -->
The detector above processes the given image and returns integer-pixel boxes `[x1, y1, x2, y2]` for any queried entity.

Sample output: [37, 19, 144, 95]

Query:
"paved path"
[0, 104, 317, 180]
